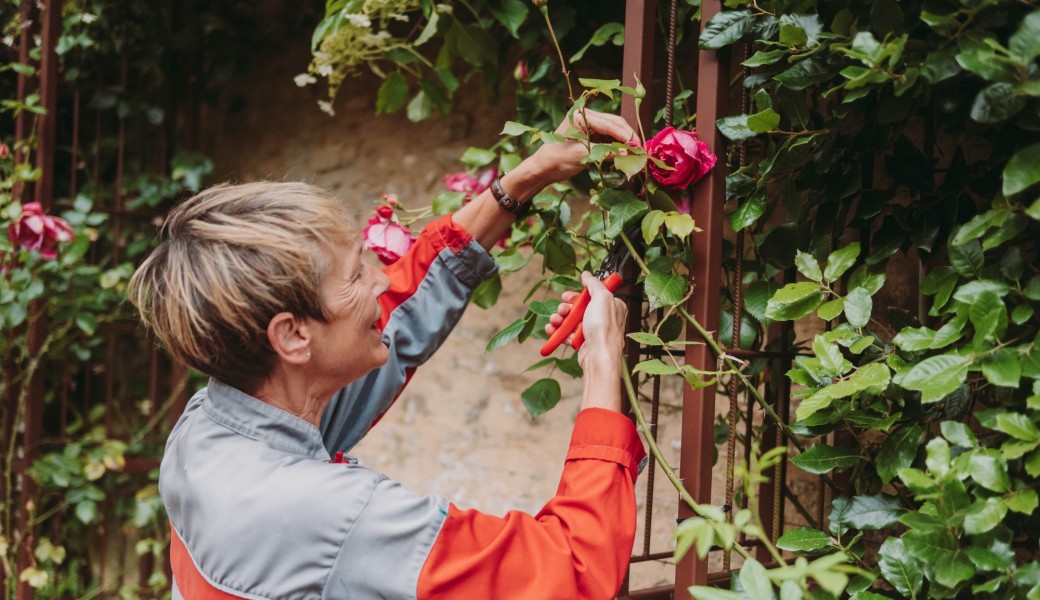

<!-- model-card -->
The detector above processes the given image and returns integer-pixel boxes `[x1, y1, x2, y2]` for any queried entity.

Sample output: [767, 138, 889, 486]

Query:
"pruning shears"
[539, 225, 642, 356]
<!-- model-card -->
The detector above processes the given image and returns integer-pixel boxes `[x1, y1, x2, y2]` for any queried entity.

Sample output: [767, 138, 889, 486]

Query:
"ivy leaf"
[766, 282, 823, 321]
[520, 378, 561, 418]
[1003, 142, 1040, 197]
[843, 287, 872, 328]
[878, 537, 923, 599]
[699, 9, 755, 50]
[876, 425, 923, 484]
[791, 444, 859, 475]
[776, 527, 831, 552]
[899, 354, 970, 404]
[644, 272, 687, 309]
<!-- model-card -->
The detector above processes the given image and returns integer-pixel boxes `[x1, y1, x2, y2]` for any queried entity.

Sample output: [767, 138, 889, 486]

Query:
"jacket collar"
[202, 378, 331, 461]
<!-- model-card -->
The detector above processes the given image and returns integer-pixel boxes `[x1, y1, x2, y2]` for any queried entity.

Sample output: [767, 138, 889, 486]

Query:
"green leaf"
[664, 212, 699, 239]
[75, 500, 99, 524]
[406, 90, 433, 122]
[606, 201, 648, 238]
[432, 191, 466, 215]
[970, 451, 1010, 492]
[795, 250, 823, 281]
[776, 527, 831, 552]
[899, 354, 970, 404]
[817, 298, 844, 321]
[813, 336, 850, 375]
[633, 359, 681, 376]
[743, 49, 787, 67]
[730, 193, 765, 232]
[644, 272, 687, 309]
[791, 444, 860, 475]
[614, 154, 647, 180]
[698, 9, 755, 50]
[971, 82, 1027, 124]
[949, 241, 983, 278]
[1003, 143, 1040, 197]
[993, 411, 1040, 441]
[628, 332, 664, 346]
[775, 57, 833, 90]
[1008, 489, 1039, 515]
[963, 498, 1008, 535]
[982, 348, 1022, 388]
[716, 114, 755, 141]
[739, 558, 775, 600]
[641, 210, 665, 245]
[471, 275, 501, 309]
[376, 72, 409, 114]
[488, 0, 527, 37]
[1010, 11, 1040, 62]
[842, 493, 903, 530]
[893, 327, 937, 352]
[501, 121, 536, 136]
[485, 317, 527, 352]
[796, 363, 891, 420]
[460, 147, 497, 167]
[747, 108, 781, 133]
[879, 537, 923, 599]
[843, 287, 872, 328]
[940, 421, 977, 447]
[823, 243, 861, 283]
[953, 279, 1011, 303]
[766, 282, 823, 321]
[520, 378, 561, 418]
[903, 530, 975, 588]
[876, 425, 923, 484]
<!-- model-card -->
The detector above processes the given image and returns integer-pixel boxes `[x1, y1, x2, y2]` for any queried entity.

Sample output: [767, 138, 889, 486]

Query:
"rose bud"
[0, 143, 8, 159]
[381, 193, 399, 207]
[376, 205, 394, 219]
[513, 61, 529, 82]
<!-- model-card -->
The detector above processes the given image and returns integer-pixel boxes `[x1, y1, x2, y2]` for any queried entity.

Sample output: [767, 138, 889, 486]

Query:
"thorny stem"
[621, 355, 754, 562]
[540, 6, 574, 103]
[617, 231, 844, 495]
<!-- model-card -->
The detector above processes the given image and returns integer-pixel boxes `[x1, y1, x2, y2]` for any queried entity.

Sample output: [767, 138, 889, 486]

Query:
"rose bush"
[443, 167, 497, 199]
[6, 202, 75, 260]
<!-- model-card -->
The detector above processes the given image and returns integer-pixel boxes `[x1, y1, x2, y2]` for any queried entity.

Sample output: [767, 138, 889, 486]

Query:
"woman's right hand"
[546, 272, 627, 412]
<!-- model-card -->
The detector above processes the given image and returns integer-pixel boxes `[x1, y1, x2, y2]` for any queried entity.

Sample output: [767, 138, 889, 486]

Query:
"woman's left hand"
[526, 109, 639, 185]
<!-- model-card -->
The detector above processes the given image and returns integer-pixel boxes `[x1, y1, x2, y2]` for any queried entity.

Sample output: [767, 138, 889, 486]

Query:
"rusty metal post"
[676, 0, 730, 593]
[620, 0, 654, 131]
[32, 0, 61, 208]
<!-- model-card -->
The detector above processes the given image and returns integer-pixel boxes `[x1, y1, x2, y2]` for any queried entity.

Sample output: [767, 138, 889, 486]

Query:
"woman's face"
[309, 241, 391, 385]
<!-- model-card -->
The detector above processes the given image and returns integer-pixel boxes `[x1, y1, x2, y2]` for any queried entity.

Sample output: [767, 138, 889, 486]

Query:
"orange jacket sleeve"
[416, 408, 647, 600]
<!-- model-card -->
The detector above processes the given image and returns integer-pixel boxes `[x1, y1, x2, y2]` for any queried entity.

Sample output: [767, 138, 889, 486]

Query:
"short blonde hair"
[128, 181, 359, 393]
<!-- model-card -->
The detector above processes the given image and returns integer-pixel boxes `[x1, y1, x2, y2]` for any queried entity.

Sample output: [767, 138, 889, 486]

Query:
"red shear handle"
[570, 273, 623, 351]
[539, 272, 623, 357]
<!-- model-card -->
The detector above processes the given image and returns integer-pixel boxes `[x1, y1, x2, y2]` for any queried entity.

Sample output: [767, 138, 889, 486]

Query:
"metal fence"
[3, 0, 824, 598]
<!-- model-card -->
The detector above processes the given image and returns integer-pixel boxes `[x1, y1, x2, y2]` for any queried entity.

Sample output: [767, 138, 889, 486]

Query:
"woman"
[129, 110, 647, 599]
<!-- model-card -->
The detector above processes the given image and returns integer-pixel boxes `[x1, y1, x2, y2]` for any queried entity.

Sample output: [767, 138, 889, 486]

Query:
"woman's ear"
[267, 312, 311, 364]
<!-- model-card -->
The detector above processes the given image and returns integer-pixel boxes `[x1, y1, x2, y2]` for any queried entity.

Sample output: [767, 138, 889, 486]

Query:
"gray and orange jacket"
[162, 216, 647, 599]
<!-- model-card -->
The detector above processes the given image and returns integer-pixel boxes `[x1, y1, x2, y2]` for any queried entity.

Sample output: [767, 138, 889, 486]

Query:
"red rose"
[7, 202, 74, 259]
[644, 127, 717, 190]
[362, 215, 415, 265]
[0, 143, 8, 159]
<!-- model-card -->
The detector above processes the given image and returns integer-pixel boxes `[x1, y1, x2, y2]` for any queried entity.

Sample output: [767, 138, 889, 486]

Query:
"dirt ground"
[202, 38, 822, 592]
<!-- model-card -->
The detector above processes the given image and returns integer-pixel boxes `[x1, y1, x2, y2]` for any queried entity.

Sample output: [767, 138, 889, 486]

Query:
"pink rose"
[362, 215, 415, 265]
[644, 127, 717, 190]
[7, 202, 74, 259]
[443, 167, 498, 200]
